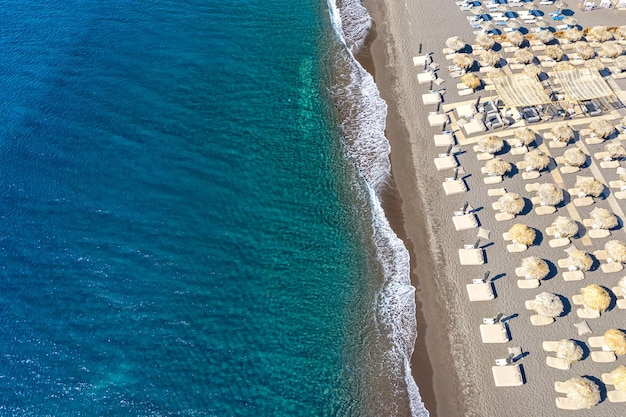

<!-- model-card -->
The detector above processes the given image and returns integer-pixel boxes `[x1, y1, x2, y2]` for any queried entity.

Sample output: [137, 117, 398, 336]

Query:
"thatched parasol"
[507, 30, 525, 47]
[475, 33, 495, 50]
[587, 26, 614, 43]
[556, 339, 583, 363]
[480, 50, 501, 67]
[589, 207, 618, 230]
[509, 223, 536, 246]
[461, 73, 481, 90]
[563, 377, 600, 409]
[617, 25, 626, 40]
[507, 19, 521, 29]
[569, 250, 593, 272]
[498, 193, 524, 215]
[477, 135, 504, 154]
[606, 142, 626, 159]
[604, 329, 626, 356]
[524, 149, 550, 171]
[617, 56, 626, 72]
[545, 45, 564, 61]
[589, 119, 614, 139]
[575, 176, 604, 198]
[446, 36, 467, 52]
[470, 5, 485, 15]
[562, 148, 586, 167]
[519, 256, 549, 280]
[554, 61, 575, 71]
[552, 216, 578, 238]
[605, 240, 626, 263]
[523, 64, 542, 76]
[485, 158, 511, 177]
[481, 21, 496, 32]
[619, 276, 626, 296]
[537, 29, 555, 44]
[488, 68, 507, 78]
[453, 53, 474, 69]
[564, 28, 584, 42]
[576, 42, 595, 60]
[610, 366, 626, 391]
[537, 183, 563, 206]
[551, 123, 574, 142]
[536, 20, 551, 30]
[563, 16, 577, 27]
[581, 284, 610, 311]
[531, 292, 564, 317]
[600, 42, 624, 59]
[514, 127, 535, 146]
[514, 48, 534, 64]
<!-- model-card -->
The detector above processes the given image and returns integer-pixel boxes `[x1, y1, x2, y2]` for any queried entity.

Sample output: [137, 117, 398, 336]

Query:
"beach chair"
[546, 356, 570, 370]
[608, 390, 626, 403]
[543, 341, 559, 352]
[453, 213, 478, 231]
[517, 279, 540, 289]
[611, 286, 626, 309]
[466, 282, 495, 301]
[459, 248, 485, 265]
[531, 315, 554, 326]
[556, 397, 580, 410]
[587, 336, 604, 348]
[591, 351, 617, 362]
[443, 179, 467, 196]
[492, 364, 524, 387]
[434, 155, 458, 171]
[487, 188, 506, 197]
[563, 270, 585, 281]
[577, 307, 600, 319]
[480, 322, 509, 343]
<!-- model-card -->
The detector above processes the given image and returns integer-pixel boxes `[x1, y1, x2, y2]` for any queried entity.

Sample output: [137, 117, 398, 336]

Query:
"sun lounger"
[531, 315, 554, 326]
[492, 364, 524, 387]
[434, 132, 454, 147]
[549, 238, 570, 248]
[453, 213, 478, 231]
[573, 196, 594, 207]
[618, 299, 626, 309]
[477, 153, 494, 161]
[574, 320, 592, 336]
[443, 179, 467, 196]
[588, 336, 604, 348]
[577, 307, 600, 319]
[609, 180, 626, 190]
[422, 92, 441, 105]
[459, 248, 485, 265]
[548, 140, 566, 148]
[535, 205, 556, 215]
[522, 171, 540, 180]
[543, 341, 559, 352]
[588, 229, 611, 239]
[507, 243, 527, 253]
[557, 258, 572, 269]
[495, 212, 515, 221]
[616, 191, 626, 200]
[591, 350, 617, 362]
[463, 119, 486, 136]
[517, 279, 540, 289]
[563, 270, 585, 281]
[417, 72, 436, 84]
[594, 250, 609, 261]
[428, 113, 448, 127]
[434, 155, 458, 171]
[412, 55, 431, 67]
[546, 356, 570, 370]
[484, 176, 503, 184]
[608, 390, 626, 403]
[555, 380, 569, 393]
[601, 161, 621, 169]
[602, 372, 614, 385]
[601, 262, 623, 273]
[458, 88, 474, 97]
[524, 300, 534, 310]
[559, 165, 580, 174]
[525, 183, 541, 192]
[556, 397, 580, 410]
[456, 104, 476, 119]
[488, 188, 506, 197]
[466, 282, 495, 301]
[480, 323, 509, 343]
[572, 294, 584, 305]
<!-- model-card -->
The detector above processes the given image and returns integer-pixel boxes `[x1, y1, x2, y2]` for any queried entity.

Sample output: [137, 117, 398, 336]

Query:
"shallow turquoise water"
[0, 1, 377, 414]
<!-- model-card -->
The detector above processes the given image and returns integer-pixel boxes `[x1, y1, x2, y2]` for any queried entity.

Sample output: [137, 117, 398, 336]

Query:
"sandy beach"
[360, 0, 626, 416]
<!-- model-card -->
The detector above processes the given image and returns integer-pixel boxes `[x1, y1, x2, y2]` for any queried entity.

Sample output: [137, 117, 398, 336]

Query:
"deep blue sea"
[0, 1, 425, 415]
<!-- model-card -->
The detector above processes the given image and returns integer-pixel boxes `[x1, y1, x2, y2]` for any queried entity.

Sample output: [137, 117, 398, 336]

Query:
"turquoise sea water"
[0, 0, 424, 415]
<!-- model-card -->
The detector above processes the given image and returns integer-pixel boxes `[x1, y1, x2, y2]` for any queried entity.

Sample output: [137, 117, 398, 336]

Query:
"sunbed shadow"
[557, 294, 571, 317]
[501, 313, 518, 323]
[481, 241, 495, 250]
[491, 273, 506, 282]
[514, 351, 529, 362]
[574, 339, 590, 361]
[584, 375, 607, 403]
[490, 282, 498, 300]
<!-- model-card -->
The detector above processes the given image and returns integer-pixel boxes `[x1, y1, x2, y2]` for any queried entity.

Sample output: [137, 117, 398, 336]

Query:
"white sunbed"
[601, 262, 623, 274]
[463, 119, 486, 135]
[608, 390, 626, 403]
[588, 336, 604, 348]
[417, 71, 436, 84]
[452, 213, 478, 231]
[480, 323, 509, 343]
[434, 155, 458, 171]
[517, 279, 540, 289]
[549, 238, 570, 248]
[455, 103, 476, 119]
[563, 270, 585, 281]
[543, 341, 559, 352]
[412, 54, 431, 67]
[573, 196, 594, 207]
[507, 243, 527, 253]
[556, 397, 580, 410]
[577, 307, 600, 319]
[459, 248, 485, 265]
[495, 212, 515, 221]
[555, 380, 568, 393]
[492, 364, 524, 387]
[535, 205, 556, 215]
[443, 179, 467, 196]
[591, 350, 617, 362]
[422, 92, 441, 105]
[531, 315, 554, 326]
[434, 132, 454, 147]
[546, 356, 570, 370]
[428, 113, 448, 127]
[466, 282, 495, 301]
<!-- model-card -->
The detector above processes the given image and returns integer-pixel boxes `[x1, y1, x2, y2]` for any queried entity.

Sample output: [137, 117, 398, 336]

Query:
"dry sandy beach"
[360, 0, 626, 416]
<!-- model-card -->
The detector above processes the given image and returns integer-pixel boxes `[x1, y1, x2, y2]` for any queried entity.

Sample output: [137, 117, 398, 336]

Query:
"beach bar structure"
[553, 68, 621, 116]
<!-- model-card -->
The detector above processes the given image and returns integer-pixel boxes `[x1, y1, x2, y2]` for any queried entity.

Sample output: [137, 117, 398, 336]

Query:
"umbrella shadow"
[584, 375, 607, 403]
[588, 255, 600, 272]
[492, 42, 503, 52]
[533, 229, 544, 247]
[506, 163, 519, 179]
[496, 141, 511, 155]
[543, 259, 558, 281]
[557, 294, 572, 317]
[518, 27, 530, 35]
[562, 9, 575, 16]
[573, 339, 590, 361]
[604, 285, 618, 312]
[519, 197, 533, 216]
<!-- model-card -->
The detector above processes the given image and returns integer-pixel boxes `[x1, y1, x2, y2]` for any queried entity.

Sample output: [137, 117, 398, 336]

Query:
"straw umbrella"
[475, 33, 495, 50]
[563, 16, 577, 28]
[480, 50, 501, 67]
[617, 56, 626, 72]
[610, 366, 626, 391]
[576, 42, 596, 60]
[554, 61, 575, 71]
[569, 250, 593, 272]
[563, 377, 600, 409]
[453, 53, 474, 69]
[524, 149, 550, 172]
[446, 36, 466, 52]
[536, 20, 551, 30]
[551, 123, 574, 143]
[470, 5, 485, 15]
[523, 64, 542, 76]
[537, 29, 555, 44]
[600, 42, 624, 59]
[485, 158, 511, 177]
[461, 73, 481, 90]
[564, 28, 583, 42]
[581, 284, 610, 311]
[553, 216, 578, 238]
[481, 21, 496, 33]
[531, 292, 564, 318]
[575, 176, 604, 198]
[563, 148, 586, 167]
[606, 142, 626, 159]
[514, 127, 535, 146]
[498, 192, 524, 215]
[589, 119, 614, 138]
[589, 207, 618, 230]
[616, 25, 626, 40]
[556, 339, 584, 363]
[514, 48, 534, 64]
[537, 183, 563, 206]
[519, 256, 549, 280]
[509, 223, 536, 246]
[545, 45, 564, 61]
[507, 30, 525, 47]
[605, 240, 626, 263]
[477, 136, 504, 154]
[507, 19, 521, 30]
[588, 26, 614, 43]
[604, 329, 626, 356]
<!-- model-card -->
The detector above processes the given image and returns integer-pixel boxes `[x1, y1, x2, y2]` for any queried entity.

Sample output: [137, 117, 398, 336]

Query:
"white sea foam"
[326, 0, 428, 416]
